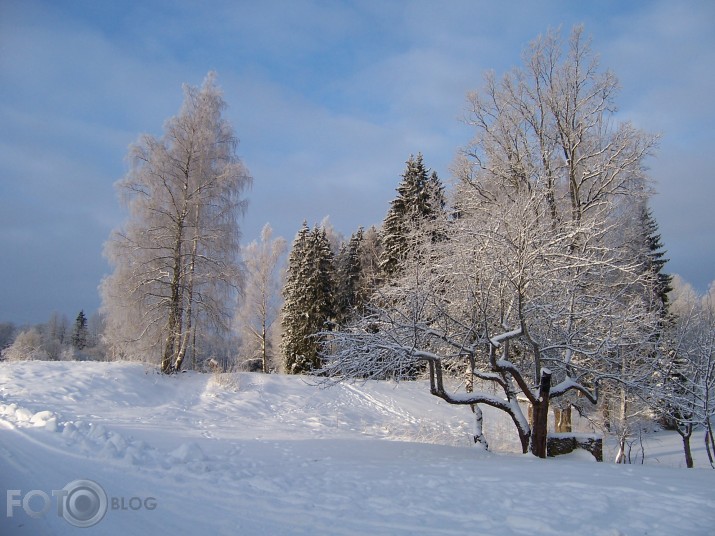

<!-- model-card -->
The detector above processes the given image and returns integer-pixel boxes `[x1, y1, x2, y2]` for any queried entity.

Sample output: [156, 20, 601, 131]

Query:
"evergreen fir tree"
[637, 207, 680, 430]
[642, 207, 673, 313]
[312, 226, 336, 322]
[335, 228, 365, 323]
[281, 222, 310, 372]
[281, 223, 336, 374]
[72, 310, 88, 351]
[380, 154, 446, 278]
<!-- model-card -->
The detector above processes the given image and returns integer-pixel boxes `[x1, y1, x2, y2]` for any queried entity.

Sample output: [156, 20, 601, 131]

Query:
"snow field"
[1, 361, 714, 535]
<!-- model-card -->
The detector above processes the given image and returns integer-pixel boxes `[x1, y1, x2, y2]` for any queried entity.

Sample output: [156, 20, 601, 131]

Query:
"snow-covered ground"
[1, 362, 713, 535]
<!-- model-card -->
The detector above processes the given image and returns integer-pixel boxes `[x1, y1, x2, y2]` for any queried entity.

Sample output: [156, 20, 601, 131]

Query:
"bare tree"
[101, 72, 251, 373]
[320, 27, 660, 458]
[234, 223, 287, 373]
[359, 226, 383, 292]
[46, 312, 69, 346]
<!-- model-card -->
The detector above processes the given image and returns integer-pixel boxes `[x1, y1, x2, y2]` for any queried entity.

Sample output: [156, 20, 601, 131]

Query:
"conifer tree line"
[280, 153, 448, 374]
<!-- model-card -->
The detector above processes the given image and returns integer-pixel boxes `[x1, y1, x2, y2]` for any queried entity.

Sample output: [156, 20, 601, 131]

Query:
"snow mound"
[0, 402, 58, 431]
[169, 442, 206, 463]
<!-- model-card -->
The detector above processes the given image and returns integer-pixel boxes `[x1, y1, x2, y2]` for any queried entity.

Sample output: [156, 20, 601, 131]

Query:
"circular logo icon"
[60, 479, 108, 528]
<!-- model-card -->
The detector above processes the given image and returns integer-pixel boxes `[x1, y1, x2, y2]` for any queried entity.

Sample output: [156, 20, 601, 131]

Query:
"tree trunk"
[681, 426, 694, 469]
[465, 356, 488, 449]
[705, 420, 715, 469]
[162, 237, 184, 374]
[174, 205, 200, 372]
[530, 368, 552, 458]
[601, 393, 611, 432]
[615, 384, 631, 463]
[554, 406, 572, 433]
[162, 194, 189, 374]
[191, 324, 197, 371]
[261, 313, 268, 373]
[472, 403, 488, 450]
[174, 306, 193, 372]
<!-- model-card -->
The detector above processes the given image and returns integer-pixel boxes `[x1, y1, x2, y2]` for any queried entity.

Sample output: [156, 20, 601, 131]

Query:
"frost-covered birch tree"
[101, 72, 251, 373]
[234, 223, 287, 373]
[320, 26, 661, 458]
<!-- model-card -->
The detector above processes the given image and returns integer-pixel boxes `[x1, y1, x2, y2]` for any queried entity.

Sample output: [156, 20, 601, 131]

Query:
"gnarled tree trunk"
[530, 369, 552, 458]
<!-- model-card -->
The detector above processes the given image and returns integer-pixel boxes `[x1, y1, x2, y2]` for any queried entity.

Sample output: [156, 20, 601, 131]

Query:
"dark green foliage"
[72, 310, 88, 350]
[282, 223, 337, 374]
[335, 228, 366, 323]
[637, 207, 681, 430]
[380, 154, 446, 278]
[641, 207, 673, 313]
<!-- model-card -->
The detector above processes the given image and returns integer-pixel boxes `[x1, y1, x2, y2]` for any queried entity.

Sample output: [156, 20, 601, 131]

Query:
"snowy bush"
[1, 328, 50, 361]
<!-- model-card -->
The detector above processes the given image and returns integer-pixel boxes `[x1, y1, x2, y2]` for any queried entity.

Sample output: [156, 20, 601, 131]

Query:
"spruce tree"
[311, 227, 336, 326]
[72, 310, 88, 350]
[281, 223, 336, 374]
[380, 153, 446, 278]
[335, 228, 365, 323]
[642, 207, 673, 313]
[638, 207, 681, 431]
[282, 223, 310, 372]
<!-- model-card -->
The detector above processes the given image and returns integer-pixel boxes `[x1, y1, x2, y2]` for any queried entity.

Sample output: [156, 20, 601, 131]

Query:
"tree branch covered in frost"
[101, 73, 251, 372]
[652, 279, 715, 467]
[320, 27, 662, 458]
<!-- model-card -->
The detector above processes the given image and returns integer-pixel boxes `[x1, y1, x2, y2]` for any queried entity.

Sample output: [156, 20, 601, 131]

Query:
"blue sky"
[1, 0, 713, 325]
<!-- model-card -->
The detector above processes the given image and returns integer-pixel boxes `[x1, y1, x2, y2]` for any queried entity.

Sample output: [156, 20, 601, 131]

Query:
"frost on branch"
[320, 26, 661, 459]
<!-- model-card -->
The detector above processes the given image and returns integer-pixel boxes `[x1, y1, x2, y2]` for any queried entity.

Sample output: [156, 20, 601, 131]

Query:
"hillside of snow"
[1, 361, 713, 535]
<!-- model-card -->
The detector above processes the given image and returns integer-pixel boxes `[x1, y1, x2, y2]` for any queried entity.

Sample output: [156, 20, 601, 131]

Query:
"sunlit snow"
[1, 362, 713, 535]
